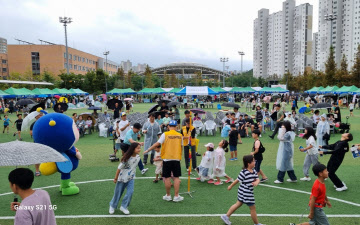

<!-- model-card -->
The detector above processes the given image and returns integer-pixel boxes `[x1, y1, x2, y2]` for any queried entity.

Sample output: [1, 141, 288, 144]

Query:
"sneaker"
[225, 178, 234, 183]
[163, 194, 172, 201]
[229, 158, 234, 161]
[109, 206, 115, 214]
[286, 179, 297, 183]
[247, 135, 250, 137]
[143, 162, 147, 166]
[221, 214, 232, 225]
[289, 223, 296, 225]
[120, 206, 130, 215]
[196, 177, 201, 181]
[207, 179, 215, 184]
[141, 168, 148, 175]
[13, 133, 16, 137]
[269, 135, 274, 139]
[300, 177, 311, 181]
[336, 186, 348, 192]
[260, 178, 268, 182]
[259, 134, 262, 137]
[173, 195, 184, 202]
[214, 181, 223, 185]
[234, 157, 238, 160]
[196, 152, 201, 156]
[274, 180, 283, 184]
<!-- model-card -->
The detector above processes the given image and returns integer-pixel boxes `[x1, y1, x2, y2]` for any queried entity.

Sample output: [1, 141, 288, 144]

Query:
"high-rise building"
[253, 0, 313, 78]
[316, 0, 360, 71]
[121, 60, 132, 72]
[312, 32, 319, 70]
[253, 9, 269, 78]
[292, 3, 313, 76]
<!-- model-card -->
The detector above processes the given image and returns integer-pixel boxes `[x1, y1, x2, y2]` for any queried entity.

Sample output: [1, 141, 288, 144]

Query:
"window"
[82, 66, 85, 71]
[74, 65, 78, 70]
[74, 55, 77, 61]
[64, 63, 67, 68]
[31, 52, 40, 75]
[82, 57, 85, 62]
[1, 59, 6, 64]
[70, 64, 73, 69]
[69, 54, 72, 60]
[2, 68, 7, 72]
[64, 53, 67, 58]
[86, 59, 88, 63]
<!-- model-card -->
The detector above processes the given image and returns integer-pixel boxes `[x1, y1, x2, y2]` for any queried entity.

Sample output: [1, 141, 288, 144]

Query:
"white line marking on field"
[1, 177, 359, 207]
[0, 214, 360, 220]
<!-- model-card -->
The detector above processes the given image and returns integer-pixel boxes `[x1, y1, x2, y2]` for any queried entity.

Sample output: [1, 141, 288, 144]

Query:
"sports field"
[0, 103, 359, 225]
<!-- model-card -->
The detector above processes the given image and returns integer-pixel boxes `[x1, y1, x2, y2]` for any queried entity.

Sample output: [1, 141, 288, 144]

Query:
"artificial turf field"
[0, 102, 359, 225]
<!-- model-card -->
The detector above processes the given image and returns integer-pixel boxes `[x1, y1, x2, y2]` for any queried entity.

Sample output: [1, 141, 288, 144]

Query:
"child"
[221, 155, 264, 225]
[9, 168, 56, 225]
[12, 114, 23, 140]
[349, 101, 354, 117]
[144, 145, 163, 183]
[3, 115, 11, 133]
[251, 129, 268, 182]
[196, 143, 214, 182]
[208, 140, 233, 185]
[85, 116, 93, 134]
[229, 124, 242, 161]
[289, 163, 331, 225]
[109, 142, 141, 215]
[299, 127, 319, 182]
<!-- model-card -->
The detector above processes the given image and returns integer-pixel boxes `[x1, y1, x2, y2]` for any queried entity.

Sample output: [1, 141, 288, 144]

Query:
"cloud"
[0, 0, 319, 71]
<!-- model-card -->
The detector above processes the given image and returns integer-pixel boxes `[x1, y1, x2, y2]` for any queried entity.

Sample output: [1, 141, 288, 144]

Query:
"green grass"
[0, 103, 359, 225]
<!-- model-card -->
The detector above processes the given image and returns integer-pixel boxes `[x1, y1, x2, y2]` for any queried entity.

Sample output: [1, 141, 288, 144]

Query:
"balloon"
[335, 122, 340, 128]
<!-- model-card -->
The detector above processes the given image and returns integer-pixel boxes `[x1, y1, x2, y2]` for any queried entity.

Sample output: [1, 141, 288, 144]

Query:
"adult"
[269, 104, 284, 139]
[126, 101, 132, 114]
[254, 106, 263, 134]
[274, 121, 297, 183]
[123, 123, 148, 175]
[146, 120, 184, 202]
[181, 118, 197, 171]
[284, 112, 296, 131]
[113, 102, 121, 120]
[160, 101, 169, 113]
[91, 110, 99, 119]
[30, 112, 43, 177]
[181, 110, 191, 127]
[317, 114, 330, 150]
[9, 99, 14, 114]
[9, 168, 56, 225]
[72, 113, 77, 122]
[172, 105, 180, 129]
[76, 115, 85, 134]
[319, 133, 353, 191]
[312, 110, 320, 124]
[112, 112, 131, 156]
[233, 107, 240, 119]
[102, 111, 111, 122]
[142, 113, 161, 165]
[332, 102, 341, 123]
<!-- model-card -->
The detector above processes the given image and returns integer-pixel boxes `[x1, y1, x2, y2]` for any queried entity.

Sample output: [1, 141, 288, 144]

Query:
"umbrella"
[263, 96, 271, 102]
[148, 104, 159, 114]
[87, 106, 102, 110]
[107, 99, 123, 110]
[167, 101, 181, 107]
[54, 95, 61, 99]
[124, 98, 133, 101]
[324, 93, 336, 97]
[54, 103, 68, 113]
[221, 102, 240, 108]
[58, 97, 68, 103]
[299, 106, 310, 114]
[301, 93, 309, 97]
[190, 108, 206, 115]
[15, 99, 35, 106]
[80, 113, 96, 124]
[272, 95, 280, 99]
[158, 99, 172, 105]
[339, 93, 352, 97]
[0, 141, 67, 166]
[30, 103, 45, 113]
[311, 103, 332, 109]
[21, 111, 42, 131]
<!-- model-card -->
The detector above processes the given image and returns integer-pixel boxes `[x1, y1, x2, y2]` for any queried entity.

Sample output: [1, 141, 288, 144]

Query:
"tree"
[163, 71, 171, 88]
[115, 67, 125, 88]
[324, 46, 336, 86]
[125, 70, 134, 89]
[334, 54, 350, 86]
[144, 65, 155, 88]
[42, 71, 56, 84]
[351, 44, 360, 87]
[170, 73, 179, 87]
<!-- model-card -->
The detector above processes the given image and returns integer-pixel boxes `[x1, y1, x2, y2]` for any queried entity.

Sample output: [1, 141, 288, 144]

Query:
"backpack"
[254, 140, 266, 154]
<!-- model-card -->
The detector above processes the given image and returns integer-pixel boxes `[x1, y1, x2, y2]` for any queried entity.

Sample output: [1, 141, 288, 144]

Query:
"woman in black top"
[319, 133, 353, 191]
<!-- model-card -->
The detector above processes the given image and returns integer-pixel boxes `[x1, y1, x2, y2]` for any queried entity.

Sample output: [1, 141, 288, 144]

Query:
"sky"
[0, 0, 318, 71]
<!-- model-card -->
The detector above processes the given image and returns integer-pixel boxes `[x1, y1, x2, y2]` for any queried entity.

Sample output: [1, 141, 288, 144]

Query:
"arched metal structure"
[138, 62, 229, 78]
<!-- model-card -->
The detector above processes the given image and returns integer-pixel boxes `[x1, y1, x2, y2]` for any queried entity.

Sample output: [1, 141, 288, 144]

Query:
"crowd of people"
[4, 93, 359, 225]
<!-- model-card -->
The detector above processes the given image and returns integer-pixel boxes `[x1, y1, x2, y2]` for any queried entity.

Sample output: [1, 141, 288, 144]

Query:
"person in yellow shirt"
[181, 118, 197, 171]
[146, 120, 184, 202]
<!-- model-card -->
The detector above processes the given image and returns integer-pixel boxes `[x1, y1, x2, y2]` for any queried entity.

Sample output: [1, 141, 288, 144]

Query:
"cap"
[169, 120, 177, 126]
[204, 143, 214, 148]
[120, 112, 126, 117]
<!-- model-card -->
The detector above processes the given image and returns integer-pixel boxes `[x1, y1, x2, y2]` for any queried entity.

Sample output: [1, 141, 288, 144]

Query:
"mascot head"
[33, 110, 79, 152]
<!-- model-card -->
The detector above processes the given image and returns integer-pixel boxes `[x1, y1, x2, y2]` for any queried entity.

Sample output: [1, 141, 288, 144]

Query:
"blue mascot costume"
[33, 109, 82, 195]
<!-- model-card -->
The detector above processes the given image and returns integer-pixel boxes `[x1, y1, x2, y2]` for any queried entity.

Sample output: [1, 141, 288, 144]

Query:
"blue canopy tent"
[175, 86, 219, 96]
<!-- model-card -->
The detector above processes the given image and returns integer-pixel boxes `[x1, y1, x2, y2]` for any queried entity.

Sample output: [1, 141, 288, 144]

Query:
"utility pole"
[103, 51, 109, 93]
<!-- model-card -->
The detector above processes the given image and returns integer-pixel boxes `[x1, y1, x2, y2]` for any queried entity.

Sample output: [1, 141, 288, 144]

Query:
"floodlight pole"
[220, 57, 228, 88]
[59, 17, 72, 75]
[103, 51, 109, 93]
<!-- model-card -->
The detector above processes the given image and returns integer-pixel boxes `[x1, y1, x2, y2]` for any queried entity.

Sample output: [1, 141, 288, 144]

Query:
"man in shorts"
[146, 120, 184, 202]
